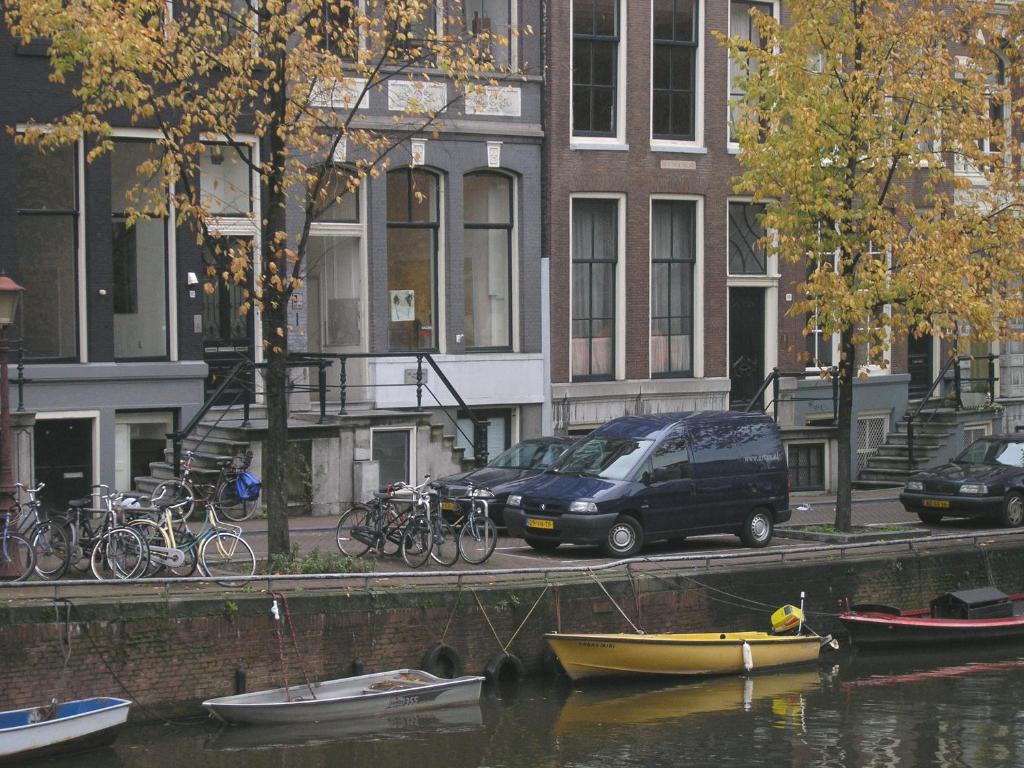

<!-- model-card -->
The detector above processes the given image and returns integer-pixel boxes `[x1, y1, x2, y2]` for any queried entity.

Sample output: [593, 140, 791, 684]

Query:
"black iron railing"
[743, 367, 840, 424]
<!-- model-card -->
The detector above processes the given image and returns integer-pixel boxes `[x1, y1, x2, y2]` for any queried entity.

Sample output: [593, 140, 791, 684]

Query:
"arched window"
[387, 168, 440, 350]
[463, 172, 513, 350]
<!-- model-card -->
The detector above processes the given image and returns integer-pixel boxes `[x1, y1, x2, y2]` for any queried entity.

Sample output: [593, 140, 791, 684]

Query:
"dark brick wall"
[2, 544, 1021, 713]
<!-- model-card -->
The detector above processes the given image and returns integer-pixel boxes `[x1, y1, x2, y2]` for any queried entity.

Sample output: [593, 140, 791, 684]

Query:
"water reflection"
[80, 646, 1024, 768]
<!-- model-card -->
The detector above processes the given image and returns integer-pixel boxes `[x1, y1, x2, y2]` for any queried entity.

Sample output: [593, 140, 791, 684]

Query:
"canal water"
[60, 646, 1024, 768]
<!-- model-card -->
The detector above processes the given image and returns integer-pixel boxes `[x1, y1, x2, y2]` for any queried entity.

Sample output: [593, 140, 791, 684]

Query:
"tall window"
[111, 140, 168, 360]
[805, 257, 834, 368]
[651, 200, 695, 377]
[652, 0, 698, 140]
[981, 56, 1007, 155]
[203, 236, 253, 347]
[318, 0, 355, 57]
[463, 172, 512, 350]
[728, 201, 767, 275]
[573, 0, 619, 137]
[310, 164, 359, 223]
[572, 199, 617, 380]
[387, 168, 440, 351]
[15, 143, 78, 360]
[395, 2, 438, 64]
[458, 0, 512, 66]
[728, 0, 772, 144]
[199, 143, 252, 217]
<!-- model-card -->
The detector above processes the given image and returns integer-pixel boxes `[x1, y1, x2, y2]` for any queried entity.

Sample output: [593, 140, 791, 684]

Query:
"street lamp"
[0, 275, 25, 533]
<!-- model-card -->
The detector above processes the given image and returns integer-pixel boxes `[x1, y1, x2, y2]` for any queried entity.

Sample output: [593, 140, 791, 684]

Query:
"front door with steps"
[203, 236, 256, 404]
[729, 287, 766, 410]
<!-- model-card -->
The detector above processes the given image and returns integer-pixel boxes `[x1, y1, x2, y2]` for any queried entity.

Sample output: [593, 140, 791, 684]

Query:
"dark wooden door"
[202, 238, 255, 403]
[729, 287, 766, 410]
[34, 419, 92, 510]
[908, 334, 934, 400]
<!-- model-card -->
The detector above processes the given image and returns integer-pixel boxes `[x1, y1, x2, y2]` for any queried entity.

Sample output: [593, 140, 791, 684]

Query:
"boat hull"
[0, 698, 131, 764]
[544, 632, 822, 681]
[202, 669, 485, 725]
[839, 612, 1024, 647]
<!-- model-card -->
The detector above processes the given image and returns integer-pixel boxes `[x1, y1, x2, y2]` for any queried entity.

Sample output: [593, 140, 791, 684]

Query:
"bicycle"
[451, 486, 498, 566]
[128, 496, 256, 586]
[396, 477, 459, 569]
[151, 449, 256, 523]
[60, 484, 149, 581]
[13, 483, 71, 580]
[0, 505, 34, 582]
[336, 488, 415, 558]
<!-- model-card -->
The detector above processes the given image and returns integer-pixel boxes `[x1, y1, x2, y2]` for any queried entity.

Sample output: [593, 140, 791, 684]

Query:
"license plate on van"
[526, 518, 554, 530]
[440, 501, 458, 512]
[923, 499, 950, 509]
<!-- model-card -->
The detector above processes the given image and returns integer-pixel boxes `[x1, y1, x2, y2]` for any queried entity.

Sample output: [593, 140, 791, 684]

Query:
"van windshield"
[550, 437, 653, 480]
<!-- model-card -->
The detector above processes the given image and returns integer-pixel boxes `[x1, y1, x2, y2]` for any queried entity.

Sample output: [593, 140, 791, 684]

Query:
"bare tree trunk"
[834, 328, 856, 532]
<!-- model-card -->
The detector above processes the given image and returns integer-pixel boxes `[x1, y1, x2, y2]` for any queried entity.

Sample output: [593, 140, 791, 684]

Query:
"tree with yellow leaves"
[5, 0, 525, 557]
[719, 0, 1024, 530]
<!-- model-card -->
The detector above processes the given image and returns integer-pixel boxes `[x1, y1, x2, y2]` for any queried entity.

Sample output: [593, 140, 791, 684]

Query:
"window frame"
[386, 167, 443, 353]
[571, 0, 628, 149]
[570, 194, 625, 382]
[649, 0, 704, 152]
[463, 170, 515, 352]
[726, 0, 778, 151]
[14, 136, 84, 363]
[649, 198, 697, 378]
[787, 441, 827, 492]
[457, 0, 517, 70]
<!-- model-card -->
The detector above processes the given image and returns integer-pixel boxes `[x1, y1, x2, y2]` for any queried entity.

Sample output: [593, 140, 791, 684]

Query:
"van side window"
[651, 437, 692, 481]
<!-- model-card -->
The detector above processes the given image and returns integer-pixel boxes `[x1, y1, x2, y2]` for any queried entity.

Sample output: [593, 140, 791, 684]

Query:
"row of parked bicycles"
[335, 476, 498, 568]
[0, 450, 259, 584]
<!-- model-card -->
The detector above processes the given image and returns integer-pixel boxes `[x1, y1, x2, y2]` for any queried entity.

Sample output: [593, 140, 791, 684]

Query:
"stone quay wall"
[2, 542, 1022, 714]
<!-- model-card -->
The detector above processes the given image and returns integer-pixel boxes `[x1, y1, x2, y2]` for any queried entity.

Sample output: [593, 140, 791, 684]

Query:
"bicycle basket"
[235, 471, 262, 501]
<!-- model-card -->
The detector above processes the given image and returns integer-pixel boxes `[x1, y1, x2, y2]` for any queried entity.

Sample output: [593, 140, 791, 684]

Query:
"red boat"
[838, 588, 1024, 648]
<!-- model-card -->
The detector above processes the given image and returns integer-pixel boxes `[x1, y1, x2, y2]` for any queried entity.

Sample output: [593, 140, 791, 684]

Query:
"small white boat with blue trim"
[0, 697, 131, 764]
[202, 669, 485, 726]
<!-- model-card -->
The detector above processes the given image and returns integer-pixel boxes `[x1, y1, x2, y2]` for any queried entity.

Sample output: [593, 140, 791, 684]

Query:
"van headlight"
[569, 501, 598, 513]
[960, 483, 988, 495]
[905, 480, 924, 492]
[506, 495, 522, 507]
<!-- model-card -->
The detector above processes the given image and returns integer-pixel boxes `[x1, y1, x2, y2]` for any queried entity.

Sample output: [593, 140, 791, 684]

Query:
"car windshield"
[549, 437, 653, 480]
[955, 439, 1024, 468]
[488, 441, 569, 470]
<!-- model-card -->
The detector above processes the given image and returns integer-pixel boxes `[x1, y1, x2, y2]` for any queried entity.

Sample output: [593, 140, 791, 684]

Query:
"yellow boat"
[544, 631, 825, 681]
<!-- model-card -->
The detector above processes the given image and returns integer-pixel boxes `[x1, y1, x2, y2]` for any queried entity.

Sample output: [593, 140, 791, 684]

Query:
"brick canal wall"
[2, 543, 1023, 713]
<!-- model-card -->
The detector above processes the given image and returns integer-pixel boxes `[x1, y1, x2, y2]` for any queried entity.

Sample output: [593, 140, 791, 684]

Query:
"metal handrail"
[744, 367, 839, 424]
[4, 527, 1024, 593]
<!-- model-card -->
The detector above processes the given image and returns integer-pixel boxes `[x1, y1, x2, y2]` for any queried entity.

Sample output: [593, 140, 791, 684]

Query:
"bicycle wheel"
[379, 502, 405, 557]
[32, 523, 71, 580]
[0, 532, 35, 582]
[336, 504, 373, 557]
[430, 521, 460, 567]
[199, 532, 256, 586]
[127, 519, 171, 577]
[400, 516, 433, 568]
[151, 479, 196, 524]
[215, 480, 256, 523]
[169, 532, 199, 578]
[458, 516, 498, 565]
[90, 527, 148, 581]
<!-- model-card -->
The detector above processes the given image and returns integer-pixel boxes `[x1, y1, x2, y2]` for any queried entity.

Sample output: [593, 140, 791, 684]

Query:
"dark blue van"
[504, 411, 790, 557]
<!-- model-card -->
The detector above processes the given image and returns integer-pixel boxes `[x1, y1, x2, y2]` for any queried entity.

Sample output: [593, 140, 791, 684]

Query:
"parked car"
[504, 411, 791, 557]
[899, 435, 1024, 527]
[433, 437, 576, 527]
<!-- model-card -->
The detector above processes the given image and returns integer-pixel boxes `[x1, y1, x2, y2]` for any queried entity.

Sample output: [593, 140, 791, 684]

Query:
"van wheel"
[739, 509, 773, 548]
[603, 516, 643, 558]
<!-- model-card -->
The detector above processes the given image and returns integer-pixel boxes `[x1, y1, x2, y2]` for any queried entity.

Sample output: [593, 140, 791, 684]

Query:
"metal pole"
[953, 358, 963, 410]
[771, 368, 779, 421]
[0, 329, 16, 576]
[988, 354, 996, 404]
[339, 357, 347, 415]
[15, 344, 24, 413]
[907, 420, 915, 468]
[318, 362, 327, 424]
[416, 355, 423, 410]
[831, 367, 839, 424]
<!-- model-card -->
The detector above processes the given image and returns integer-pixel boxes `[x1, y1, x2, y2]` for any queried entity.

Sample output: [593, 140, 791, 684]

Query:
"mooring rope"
[271, 592, 317, 700]
[439, 584, 464, 644]
[587, 570, 644, 634]
[471, 585, 550, 654]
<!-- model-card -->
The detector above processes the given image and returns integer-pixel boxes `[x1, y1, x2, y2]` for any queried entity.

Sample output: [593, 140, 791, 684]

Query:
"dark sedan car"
[433, 437, 576, 526]
[900, 435, 1024, 527]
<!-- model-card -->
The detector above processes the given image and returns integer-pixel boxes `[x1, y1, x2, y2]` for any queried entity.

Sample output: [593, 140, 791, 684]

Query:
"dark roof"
[590, 410, 773, 440]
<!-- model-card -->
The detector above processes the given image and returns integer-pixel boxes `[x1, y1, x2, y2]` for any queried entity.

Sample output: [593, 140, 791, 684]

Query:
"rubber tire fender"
[484, 652, 526, 685]
[420, 643, 463, 679]
[540, 645, 567, 677]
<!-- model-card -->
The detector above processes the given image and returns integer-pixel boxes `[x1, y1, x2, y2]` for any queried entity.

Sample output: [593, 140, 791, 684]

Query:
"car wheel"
[739, 508, 773, 548]
[1000, 492, 1024, 528]
[917, 511, 943, 525]
[602, 516, 643, 558]
[525, 538, 560, 553]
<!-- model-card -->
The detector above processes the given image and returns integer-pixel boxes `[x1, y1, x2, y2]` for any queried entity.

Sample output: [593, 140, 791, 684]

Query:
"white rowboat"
[0, 697, 131, 764]
[202, 669, 485, 725]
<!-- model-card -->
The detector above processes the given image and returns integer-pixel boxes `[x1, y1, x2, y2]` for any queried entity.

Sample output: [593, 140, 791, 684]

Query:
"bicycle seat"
[67, 497, 92, 510]
[152, 497, 182, 511]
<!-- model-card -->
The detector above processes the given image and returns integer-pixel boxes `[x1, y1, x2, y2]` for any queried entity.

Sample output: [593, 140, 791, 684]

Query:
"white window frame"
[570, 0, 629, 150]
[569, 193, 627, 381]
[726, 197, 777, 379]
[726, 0, 779, 153]
[786, 439, 830, 493]
[649, 0, 705, 154]
[648, 194, 704, 379]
